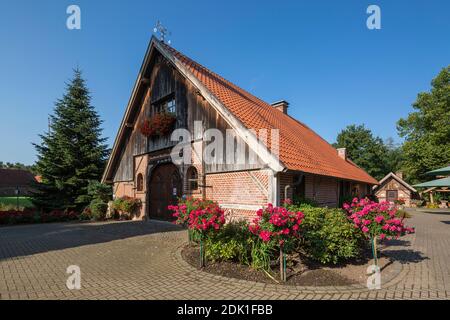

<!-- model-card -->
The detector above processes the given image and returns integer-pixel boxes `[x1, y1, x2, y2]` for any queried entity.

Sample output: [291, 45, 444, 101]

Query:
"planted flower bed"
[0, 209, 79, 225]
[172, 197, 415, 285]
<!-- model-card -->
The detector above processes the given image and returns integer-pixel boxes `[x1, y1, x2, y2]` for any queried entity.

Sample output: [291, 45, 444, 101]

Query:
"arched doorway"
[148, 163, 182, 221]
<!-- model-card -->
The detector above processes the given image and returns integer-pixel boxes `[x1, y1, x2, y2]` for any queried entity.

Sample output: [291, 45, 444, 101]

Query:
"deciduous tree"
[397, 66, 450, 183]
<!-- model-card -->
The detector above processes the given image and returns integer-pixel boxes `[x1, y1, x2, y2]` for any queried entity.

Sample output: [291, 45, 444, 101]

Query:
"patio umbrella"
[413, 177, 450, 205]
[425, 166, 450, 176]
[413, 177, 450, 188]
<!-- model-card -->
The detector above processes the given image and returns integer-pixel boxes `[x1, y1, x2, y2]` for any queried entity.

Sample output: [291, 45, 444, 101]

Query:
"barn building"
[102, 37, 377, 221]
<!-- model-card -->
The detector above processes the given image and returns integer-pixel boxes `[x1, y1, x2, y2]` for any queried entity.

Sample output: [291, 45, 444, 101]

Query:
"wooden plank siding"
[112, 51, 264, 183]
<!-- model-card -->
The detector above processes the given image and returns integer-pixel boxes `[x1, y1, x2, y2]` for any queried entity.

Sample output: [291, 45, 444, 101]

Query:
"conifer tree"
[32, 69, 109, 210]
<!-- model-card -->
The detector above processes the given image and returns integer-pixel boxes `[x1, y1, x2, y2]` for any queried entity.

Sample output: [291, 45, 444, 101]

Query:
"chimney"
[271, 100, 289, 114]
[337, 148, 346, 160]
[396, 171, 403, 179]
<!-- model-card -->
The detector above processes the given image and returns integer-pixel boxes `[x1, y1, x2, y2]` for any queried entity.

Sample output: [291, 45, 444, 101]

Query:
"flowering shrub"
[343, 197, 415, 241]
[140, 112, 176, 137]
[0, 209, 79, 225]
[169, 197, 216, 227]
[169, 198, 225, 268]
[112, 196, 141, 219]
[40, 210, 79, 223]
[249, 204, 304, 251]
[249, 204, 304, 280]
[186, 201, 225, 234]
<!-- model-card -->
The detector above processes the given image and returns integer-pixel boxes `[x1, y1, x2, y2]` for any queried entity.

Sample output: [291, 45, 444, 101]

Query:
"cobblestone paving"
[0, 209, 449, 300]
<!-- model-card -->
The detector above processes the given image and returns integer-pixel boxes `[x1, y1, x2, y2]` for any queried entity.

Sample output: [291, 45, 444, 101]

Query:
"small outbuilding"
[0, 168, 38, 196]
[373, 172, 418, 207]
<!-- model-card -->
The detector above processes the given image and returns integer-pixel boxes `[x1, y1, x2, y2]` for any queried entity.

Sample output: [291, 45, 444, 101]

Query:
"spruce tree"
[32, 69, 109, 210]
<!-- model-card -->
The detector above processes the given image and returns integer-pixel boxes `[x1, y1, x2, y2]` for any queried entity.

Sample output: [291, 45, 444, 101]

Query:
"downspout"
[268, 170, 280, 206]
[284, 185, 291, 203]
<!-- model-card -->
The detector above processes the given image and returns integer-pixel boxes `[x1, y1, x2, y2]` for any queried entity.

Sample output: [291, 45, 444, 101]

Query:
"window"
[387, 190, 398, 203]
[167, 99, 176, 113]
[136, 173, 144, 191]
[187, 167, 199, 191]
[152, 96, 176, 115]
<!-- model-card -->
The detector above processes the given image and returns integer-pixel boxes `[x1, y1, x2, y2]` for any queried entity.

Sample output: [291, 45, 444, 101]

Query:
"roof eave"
[101, 36, 159, 183]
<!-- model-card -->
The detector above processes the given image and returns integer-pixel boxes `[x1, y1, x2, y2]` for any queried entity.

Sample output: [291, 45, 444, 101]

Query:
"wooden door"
[149, 163, 182, 220]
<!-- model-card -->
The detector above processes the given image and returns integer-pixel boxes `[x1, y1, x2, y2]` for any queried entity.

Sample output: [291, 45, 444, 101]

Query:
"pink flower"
[375, 215, 384, 224]
[259, 230, 271, 242]
[379, 233, 386, 240]
[362, 226, 369, 233]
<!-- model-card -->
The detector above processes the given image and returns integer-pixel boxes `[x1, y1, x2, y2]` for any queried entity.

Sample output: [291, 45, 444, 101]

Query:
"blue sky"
[0, 0, 449, 165]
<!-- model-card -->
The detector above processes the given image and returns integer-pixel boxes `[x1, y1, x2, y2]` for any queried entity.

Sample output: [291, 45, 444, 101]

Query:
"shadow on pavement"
[382, 249, 429, 264]
[0, 220, 183, 261]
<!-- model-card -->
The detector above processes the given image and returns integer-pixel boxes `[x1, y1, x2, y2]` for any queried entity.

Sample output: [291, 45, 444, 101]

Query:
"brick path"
[0, 209, 449, 300]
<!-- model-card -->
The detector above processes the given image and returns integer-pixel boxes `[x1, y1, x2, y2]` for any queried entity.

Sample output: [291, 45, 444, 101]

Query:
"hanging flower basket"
[139, 112, 176, 137]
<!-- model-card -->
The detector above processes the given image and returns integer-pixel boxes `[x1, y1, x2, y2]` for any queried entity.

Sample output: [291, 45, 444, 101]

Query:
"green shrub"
[206, 238, 243, 262]
[89, 199, 108, 221]
[205, 221, 252, 265]
[112, 196, 141, 215]
[288, 204, 363, 264]
[292, 195, 318, 207]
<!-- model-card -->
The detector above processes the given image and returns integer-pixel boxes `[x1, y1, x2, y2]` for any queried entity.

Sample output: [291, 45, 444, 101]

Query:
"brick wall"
[133, 155, 148, 219]
[205, 170, 269, 205]
[113, 155, 148, 220]
[205, 169, 270, 219]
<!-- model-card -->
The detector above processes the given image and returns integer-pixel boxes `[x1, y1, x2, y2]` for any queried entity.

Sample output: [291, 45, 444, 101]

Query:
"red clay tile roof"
[160, 42, 378, 185]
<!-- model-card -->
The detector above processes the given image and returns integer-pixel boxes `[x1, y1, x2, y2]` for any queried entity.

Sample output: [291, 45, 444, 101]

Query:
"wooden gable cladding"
[183, 75, 265, 173]
[112, 49, 264, 182]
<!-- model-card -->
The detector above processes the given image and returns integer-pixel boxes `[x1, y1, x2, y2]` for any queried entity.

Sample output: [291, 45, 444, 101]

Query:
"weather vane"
[153, 21, 171, 44]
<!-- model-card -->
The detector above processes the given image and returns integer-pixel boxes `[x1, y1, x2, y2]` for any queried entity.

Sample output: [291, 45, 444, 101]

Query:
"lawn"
[0, 197, 34, 209]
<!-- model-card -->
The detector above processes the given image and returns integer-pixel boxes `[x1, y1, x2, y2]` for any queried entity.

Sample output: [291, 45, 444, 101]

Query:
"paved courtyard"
[0, 209, 449, 300]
